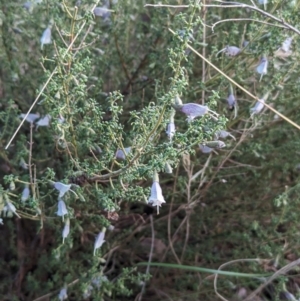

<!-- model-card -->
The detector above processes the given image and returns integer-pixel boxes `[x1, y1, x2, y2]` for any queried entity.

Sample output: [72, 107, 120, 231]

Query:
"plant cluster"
[1, 0, 300, 300]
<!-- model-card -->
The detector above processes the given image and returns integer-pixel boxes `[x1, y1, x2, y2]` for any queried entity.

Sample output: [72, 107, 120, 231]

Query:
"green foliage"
[1, 0, 300, 300]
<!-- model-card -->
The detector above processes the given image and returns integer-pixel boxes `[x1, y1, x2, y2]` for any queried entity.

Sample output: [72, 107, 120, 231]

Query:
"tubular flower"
[3, 201, 21, 218]
[250, 93, 269, 117]
[205, 141, 226, 149]
[36, 114, 51, 128]
[56, 199, 68, 220]
[256, 56, 268, 81]
[172, 103, 218, 122]
[281, 37, 293, 52]
[40, 27, 51, 49]
[166, 112, 176, 140]
[62, 218, 70, 244]
[93, 6, 111, 19]
[215, 130, 235, 140]
[19, 113, 40, 123]
[58, 287, 68, 301]
[21, 185, 30, 202]
[227, 94, 236, 110]
[217, 46, 241, 57]
[148, 171, 165, 214]
[250, 99, 265, 116]
[54, 182, 72, 198]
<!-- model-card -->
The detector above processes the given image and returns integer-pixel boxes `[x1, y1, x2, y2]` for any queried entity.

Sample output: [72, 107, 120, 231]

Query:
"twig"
[28, 123, 34, 185]
[201, 0, 207, 105]
[145, 4, 189, 8]
[211, 18, 288, 32]
[244, 258, 300, 301]
[214, 258, 261, 301]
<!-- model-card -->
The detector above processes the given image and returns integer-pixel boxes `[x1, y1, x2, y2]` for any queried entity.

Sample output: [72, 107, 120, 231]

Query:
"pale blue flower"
[56, 199, 68, 220]
[225, 46, 240, 56]
[62, 218, 70, 244]
[21, 185, 30, 202]
[281, 37, 292, 52]
[3, 201, 21, 218]
[166, 122, 175, 140]
[115, 147, 131, 160]
[199, 144, 213, 154]
[217, 46, 241, 57]
[93, 7, 111, 19]
[215, 130, 235, 140]
[205, 141, 226, 149]
[280, 291, 297, 301]
[36, 114, 51, 128]
[19, 113, 40, 123]
[256, 57, 268, 81]
[227, 94, 236, 110]
[173, 103, 218, 122]
[258, 0, 267, 9]
[250, 99, 265, 116]
[94, 229, 106, 255]
[148, 172, 165, 214]
[0, 218, 3, 225]
[40, 27, 51, 49]
[54, 182, 72, 198]
[58, 287, 68, 301]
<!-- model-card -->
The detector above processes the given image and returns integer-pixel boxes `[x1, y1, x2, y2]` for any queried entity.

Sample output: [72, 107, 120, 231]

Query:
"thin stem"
[28, 123, 34, 186]
[212, 18, 288, 32]
[136, 215, 155, 301]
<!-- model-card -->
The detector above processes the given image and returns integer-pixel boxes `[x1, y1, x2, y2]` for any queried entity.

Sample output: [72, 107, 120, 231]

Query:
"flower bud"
[21, 185, 30, 202]
[199, 144, 213, 154]
[40, 27, 52, 49]
[205, 141, 226, 149]
[172, 103, 210, 122]
[164, 162, 173, 174]
[281, 37, 292, 52]
[94, 228, 106, 255]
[256, 56, 268, 81]
[54, 182, 72, 198]
[174, 95, 183, 105]
[217, 46, 241, 57]
[148, 171, 165, 214]
[62, 218, 70, 244]
[36, 114, 51, 128]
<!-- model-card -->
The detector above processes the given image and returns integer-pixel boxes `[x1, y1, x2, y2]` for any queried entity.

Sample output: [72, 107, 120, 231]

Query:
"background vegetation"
[1, 0, 300, 300]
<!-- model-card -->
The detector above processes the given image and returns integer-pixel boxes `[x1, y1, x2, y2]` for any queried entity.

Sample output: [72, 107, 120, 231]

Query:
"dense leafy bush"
[1, 0, 300, 300]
